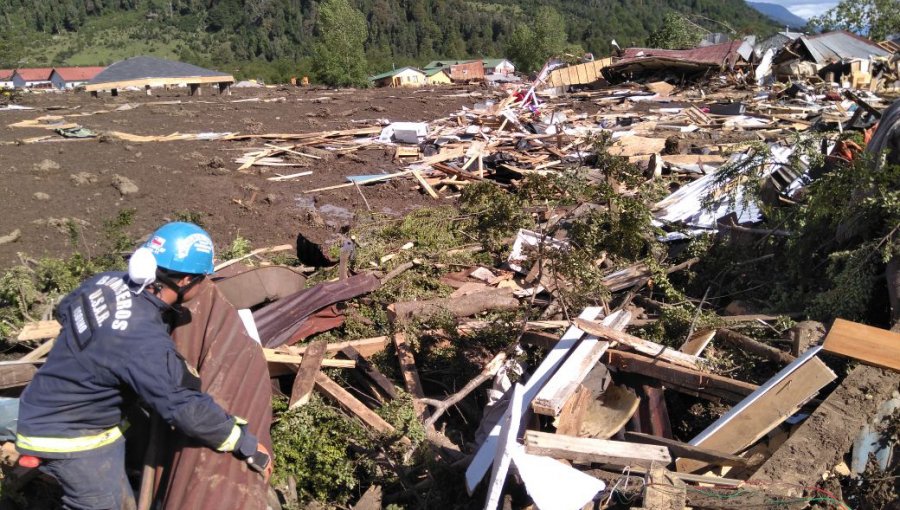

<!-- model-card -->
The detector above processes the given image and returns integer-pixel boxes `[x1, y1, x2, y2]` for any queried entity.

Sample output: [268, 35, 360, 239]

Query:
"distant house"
[12, 68, 55, 89]
[482, 58, 515, 76]
[423, 60, 485, 82]
[52, 67, 106, 89]
[424, 67, 452, 85]
[369, 67, 426, 88]
[0, 70, 13, 89]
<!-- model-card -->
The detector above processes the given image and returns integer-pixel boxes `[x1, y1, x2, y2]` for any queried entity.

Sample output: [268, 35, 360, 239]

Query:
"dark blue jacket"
[17, 272, 257, 459]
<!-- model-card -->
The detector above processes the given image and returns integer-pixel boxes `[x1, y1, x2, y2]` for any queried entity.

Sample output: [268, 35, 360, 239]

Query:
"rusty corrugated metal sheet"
[613, 41, 743, 70]
[447, 61, 485, 81]
[253, 272, 380, 348]
[214, 266, 307, 310]
[151, 280, 273, 510]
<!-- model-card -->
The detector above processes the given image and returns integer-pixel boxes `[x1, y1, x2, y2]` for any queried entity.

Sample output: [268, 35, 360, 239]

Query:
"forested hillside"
[0, 0, 776, 82]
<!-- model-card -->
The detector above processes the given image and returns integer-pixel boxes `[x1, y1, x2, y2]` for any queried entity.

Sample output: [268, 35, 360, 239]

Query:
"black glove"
[246, 449, 271, 474]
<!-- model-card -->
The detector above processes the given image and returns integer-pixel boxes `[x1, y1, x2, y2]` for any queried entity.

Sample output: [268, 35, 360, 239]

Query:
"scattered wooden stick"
[420, 352, 507, 428]
[716, 329, 796, 365]
[214, 244, 293, 271]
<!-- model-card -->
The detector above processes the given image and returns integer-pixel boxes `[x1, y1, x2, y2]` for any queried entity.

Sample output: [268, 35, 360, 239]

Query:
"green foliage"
[376, 391, 426, 445]
[809, 0, 900, 42]
[312, 0, 369, 87]
[506, 6, 580, 73]
[270, 395, 374, 504]
[647, 12, 705, 49]
[219, 235, 252, 261]
[0, 0, 777, 79]
[459, 182, 529, 254]
[172, 210, 206, 227]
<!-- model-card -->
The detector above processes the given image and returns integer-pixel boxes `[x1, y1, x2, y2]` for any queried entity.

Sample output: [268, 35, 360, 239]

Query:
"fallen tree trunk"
[716, 329, 796, 365]
[389, 288, 519, 323]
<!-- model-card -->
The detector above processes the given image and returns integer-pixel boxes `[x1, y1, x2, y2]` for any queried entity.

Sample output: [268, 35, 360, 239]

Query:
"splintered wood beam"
[678, 349, 835, 473]
[604, 350, 757, 404]
[314, 372, 409, 444]
[465, 307, 604, 494]
[16, 321, 61, 342]
[679, 329, 715, 356]
[289, 340, 327, 409]
[574, 319, 701, 368]
[262, 349, 356, 368]
[393, 333, 428, 419]
[281, 336, 390, 358]
[524, 431, 671, 468]
[341, 346, 399, 400]
[532, 310, 632, 416]
[822, 318, 900, 371]
[624, 432, 750, 467]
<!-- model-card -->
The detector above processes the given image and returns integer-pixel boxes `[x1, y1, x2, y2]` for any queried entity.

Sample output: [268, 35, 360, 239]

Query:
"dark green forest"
[0, 0, 776, 82]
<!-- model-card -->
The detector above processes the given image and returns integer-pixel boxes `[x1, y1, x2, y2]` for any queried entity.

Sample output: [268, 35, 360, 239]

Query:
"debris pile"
[1, 32, 899, 510]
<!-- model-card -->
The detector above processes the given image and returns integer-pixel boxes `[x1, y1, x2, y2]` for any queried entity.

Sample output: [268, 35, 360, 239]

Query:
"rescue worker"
[16, 222, 271, 510]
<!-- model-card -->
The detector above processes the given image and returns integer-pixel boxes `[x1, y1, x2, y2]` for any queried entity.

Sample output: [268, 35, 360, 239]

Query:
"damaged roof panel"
[153, 280, 273, 510]
[796, 30, 890, 64]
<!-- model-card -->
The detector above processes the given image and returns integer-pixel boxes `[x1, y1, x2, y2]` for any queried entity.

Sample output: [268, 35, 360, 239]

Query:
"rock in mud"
[112, 174, 139, 196]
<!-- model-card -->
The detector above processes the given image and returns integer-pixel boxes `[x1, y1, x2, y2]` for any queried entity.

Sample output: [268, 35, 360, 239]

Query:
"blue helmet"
[142, 222, 215, 275]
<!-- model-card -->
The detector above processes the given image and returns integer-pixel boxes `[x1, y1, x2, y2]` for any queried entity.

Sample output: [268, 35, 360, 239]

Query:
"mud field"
[0, 86, 483, 268]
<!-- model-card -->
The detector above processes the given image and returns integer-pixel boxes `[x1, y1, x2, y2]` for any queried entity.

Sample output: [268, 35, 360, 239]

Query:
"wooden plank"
[85, 74, 234, 92]
[484, 383, 524, 510]
[679, 329, 714, 356]
[21, 338, 55, 362]
[465, 307, 603, 494]
[822, 318, 900, 371]
[678, 351, 835, 473]
[556, 380, 639, 439]
[289, 340, 327, 409]
[262, 349, 356, 368]
[284, 336, 390, 358]
[604, 350, 758, 403]
[341, 346, 398, 400]
[314, 372, 409, 443]
[411, 169, 439, 199]
[393, 333, 428, 419]
[750, 364, 900, 494]
[640, 464, 686, 510]
[16, 321, 61, 342]
[575, 319, 701, 368]
[524, 431, 671, 468]
[624, 432, 750, 467]
[533, 310, 632, 416]
[0, 364, 37, 390]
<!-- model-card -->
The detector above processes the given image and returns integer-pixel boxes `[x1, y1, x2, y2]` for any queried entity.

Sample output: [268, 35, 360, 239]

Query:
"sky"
[769, 0, 839, 20]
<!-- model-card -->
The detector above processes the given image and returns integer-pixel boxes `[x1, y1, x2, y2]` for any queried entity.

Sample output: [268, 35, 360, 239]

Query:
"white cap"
[129, 247, 158, 294]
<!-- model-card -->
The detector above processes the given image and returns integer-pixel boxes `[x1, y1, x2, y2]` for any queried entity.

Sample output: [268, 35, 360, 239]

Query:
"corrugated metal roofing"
[369, 66, 423, 81]
[619, 41, 743, 67]
[253, 272, 380, 347]
[151, 280, 273, 510]
[89, 56, 231, 85]
[797, 30, 890, 63]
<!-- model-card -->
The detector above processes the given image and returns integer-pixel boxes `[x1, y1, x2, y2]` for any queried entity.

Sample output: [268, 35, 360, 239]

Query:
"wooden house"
[369, 67, 426, 88]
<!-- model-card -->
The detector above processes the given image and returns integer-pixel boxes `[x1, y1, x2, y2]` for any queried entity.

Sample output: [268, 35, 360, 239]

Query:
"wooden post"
[392, 333, 428, 420]
[111, 88, 118, 97]
[289, 339, 327, 409]
[218, 82, 231, 96]
[190, 84, 200, 96]
[145, 84, 152, 96]
[90, 90, 99, 98]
